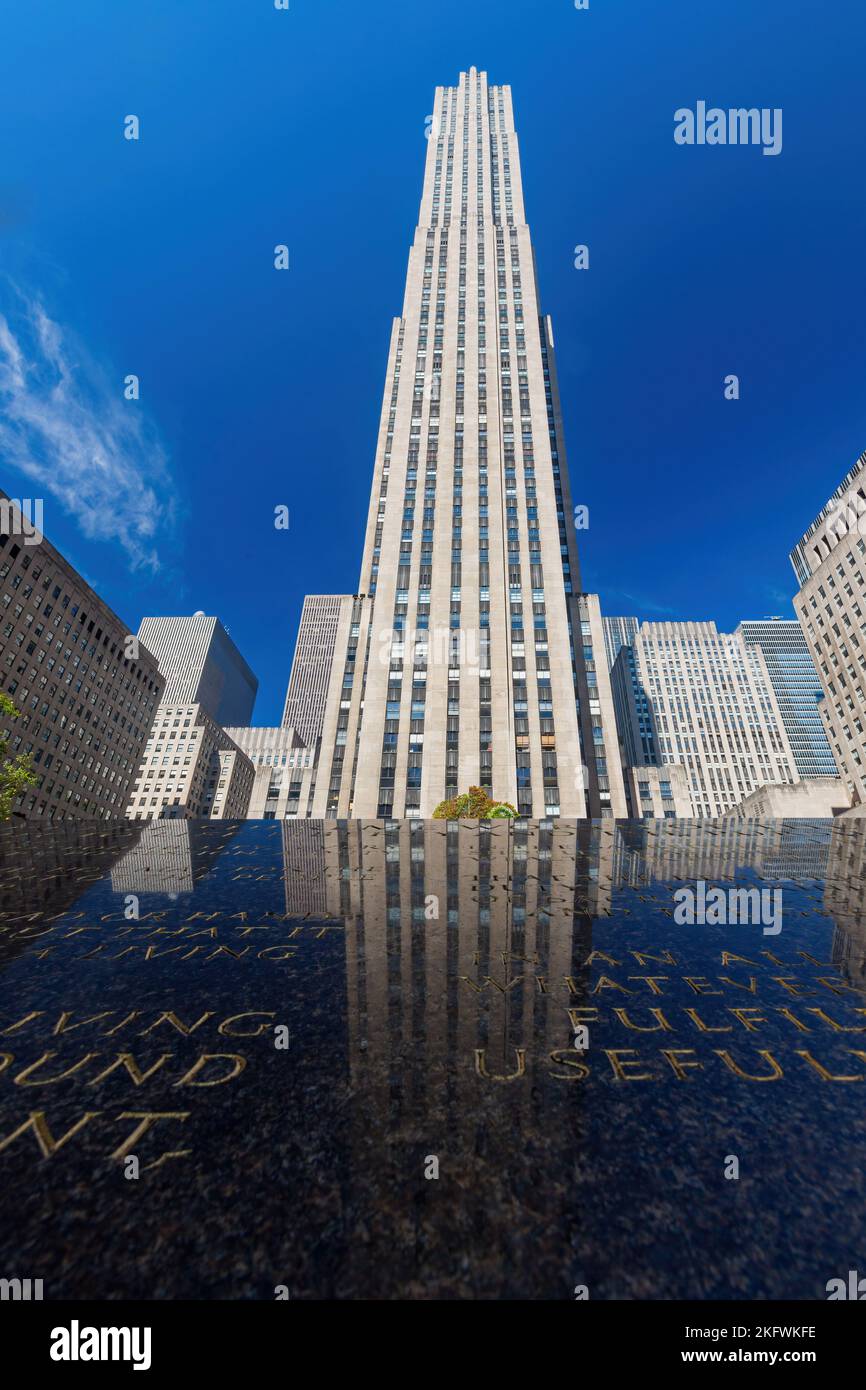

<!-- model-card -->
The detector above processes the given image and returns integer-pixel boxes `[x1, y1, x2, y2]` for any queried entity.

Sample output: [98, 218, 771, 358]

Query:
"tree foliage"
[0, 692, 37, 821]
[432, 785, 519, 820]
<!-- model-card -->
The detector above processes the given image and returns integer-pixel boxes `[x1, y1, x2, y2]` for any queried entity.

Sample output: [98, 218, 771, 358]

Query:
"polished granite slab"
[0, 816, 864, 1300]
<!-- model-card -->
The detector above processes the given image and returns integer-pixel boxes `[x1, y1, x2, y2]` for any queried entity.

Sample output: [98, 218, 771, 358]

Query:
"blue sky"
[1, 0, 864, 723]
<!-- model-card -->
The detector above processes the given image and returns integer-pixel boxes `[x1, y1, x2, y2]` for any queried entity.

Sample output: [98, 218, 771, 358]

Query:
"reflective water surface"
[0, 816, 865, 1299]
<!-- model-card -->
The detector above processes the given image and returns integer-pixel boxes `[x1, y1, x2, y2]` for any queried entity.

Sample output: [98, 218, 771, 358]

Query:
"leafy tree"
[432, 785, 518, 820]
[0, 692, 37, 821]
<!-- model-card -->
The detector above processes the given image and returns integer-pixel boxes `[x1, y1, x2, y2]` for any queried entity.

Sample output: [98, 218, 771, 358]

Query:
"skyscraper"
[610, 620, 800, 817]
[736, 618, 838, 780]
[137, 614, 258, 726]
[308, 70, 625, 820]
[790, 450, 866, 805]
[0, 491, 165, 820]
[602, 615, 640, 671]
[282, 595, 349, 745]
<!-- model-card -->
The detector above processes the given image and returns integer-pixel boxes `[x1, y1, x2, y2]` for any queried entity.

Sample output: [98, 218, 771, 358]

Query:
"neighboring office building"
[602, 615, 639, 672]
[125, 703, 254, 820]
[726, 777, 850, 819]
[736, 617, 838, 779]
[138, 614, 257, 726]
[623, 764, 692, 819]
[282, 595, 349, 745]
[308, 70, 625, 819]
[224, 725, 317, 818]
[127, 616, 259, 821]
[610, 620, 799, 817]
[790, 450, 866, 807]
[0, 491, 164, 820]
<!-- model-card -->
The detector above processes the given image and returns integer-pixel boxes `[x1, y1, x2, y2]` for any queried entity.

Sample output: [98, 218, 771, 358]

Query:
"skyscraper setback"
[308, 69, 624, 819]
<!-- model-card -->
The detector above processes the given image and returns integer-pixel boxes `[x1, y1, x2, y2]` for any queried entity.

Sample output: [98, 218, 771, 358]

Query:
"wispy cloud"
[606, 590, 679, 618]
[764, 587, 795, 612]
[0, 282, 177, 572]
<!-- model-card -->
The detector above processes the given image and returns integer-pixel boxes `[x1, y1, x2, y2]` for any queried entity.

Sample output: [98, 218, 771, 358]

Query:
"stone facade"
[610, 620, 800, 817]
[0, 492, 164, 819]
[282, 596, 349, 745]
[790, 450, 866, 807]
[624, 763, 692, 819]
[125, 703, 254, 820]
[224, 725, 317, 818]
[308, 70, 624, 820]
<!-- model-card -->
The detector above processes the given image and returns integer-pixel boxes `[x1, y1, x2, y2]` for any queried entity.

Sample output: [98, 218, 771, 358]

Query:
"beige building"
[790, 449, 866, 807]
[611, 620, 800, 817]
[125, 703, 254, 820]
[224, 725, 317, 818]
[726, 777, 850, 819]
[305, 70, 624, 820]
[624, 763, 691, 819]
[0, 491, 164, 819]
[281, 595, 349, 745]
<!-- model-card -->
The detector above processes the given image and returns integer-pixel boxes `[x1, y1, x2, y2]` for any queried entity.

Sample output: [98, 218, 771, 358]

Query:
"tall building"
[790, 450, 866, 807]
[308, 69, 625, 819]
[602, 615, 639, 671]
[281, 595, 349, 744]
[610, 620, 800, 817]
[224, 725, 317, 818]
[126, 702, 254, 820]
[736, 618, 838, 779]
[137, 614, 258, 725]
[0, 491, 164, 819]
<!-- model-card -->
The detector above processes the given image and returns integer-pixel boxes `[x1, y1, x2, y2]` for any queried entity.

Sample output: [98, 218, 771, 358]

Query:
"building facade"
[125, 703, 254, 820]
[137, 615, 258, 726]
[0, 492, 164, 819]
[602, 615, 640, 672]
[725, 777, 849, 819]
[623, 763, 692, 819]
[736, 618, 838, 780]
[282, 595, 349, 745]
[611, 619, 800, 817]
[307, 69, 625, 820]
[790, 451, 866, 807]
[224, 725, 317, 818]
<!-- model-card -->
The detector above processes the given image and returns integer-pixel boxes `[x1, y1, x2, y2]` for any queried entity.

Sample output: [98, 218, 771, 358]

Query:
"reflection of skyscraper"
[138, 615, 258, 725]
[0, 821, 144, 951]
[307, 70, 625, 820]
[281, 819, 329, 917]
[111, 818, 242, 895]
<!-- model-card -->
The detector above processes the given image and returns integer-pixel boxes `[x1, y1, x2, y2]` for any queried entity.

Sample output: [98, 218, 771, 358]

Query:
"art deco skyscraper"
[790, 450, 866, 806]
[610, 620, 800, 817]
[309, 70, 625, 820]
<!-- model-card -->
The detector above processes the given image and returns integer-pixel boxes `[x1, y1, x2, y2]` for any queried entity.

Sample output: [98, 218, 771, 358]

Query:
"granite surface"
[0, 815, 864, 1299]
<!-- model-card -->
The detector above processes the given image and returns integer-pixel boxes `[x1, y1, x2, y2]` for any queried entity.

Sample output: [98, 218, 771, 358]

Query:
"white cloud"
[0, 283, 176, 572]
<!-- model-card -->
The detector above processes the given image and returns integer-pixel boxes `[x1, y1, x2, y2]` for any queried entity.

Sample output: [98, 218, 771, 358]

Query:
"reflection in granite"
[0, 816, 865, 1300]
